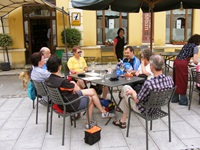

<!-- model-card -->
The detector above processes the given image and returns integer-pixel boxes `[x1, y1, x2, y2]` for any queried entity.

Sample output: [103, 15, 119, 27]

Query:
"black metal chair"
[45, 85, 90, 146]
[189, 69, 200, 110]
[126, 87, 176, 150]
[32, 80, 50, 133]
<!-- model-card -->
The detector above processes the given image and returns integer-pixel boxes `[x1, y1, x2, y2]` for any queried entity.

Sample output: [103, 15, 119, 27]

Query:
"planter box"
[172, 41, 187, 45]
[1, 62, 11, 71]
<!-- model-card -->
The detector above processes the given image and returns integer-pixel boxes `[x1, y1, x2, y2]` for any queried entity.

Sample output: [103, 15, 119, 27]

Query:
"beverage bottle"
[115, 65, 121, 77]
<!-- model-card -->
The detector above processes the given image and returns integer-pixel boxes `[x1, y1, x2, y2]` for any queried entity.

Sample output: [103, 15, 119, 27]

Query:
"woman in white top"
[135, 49, 153, 79]
[131, 49, 153, 93]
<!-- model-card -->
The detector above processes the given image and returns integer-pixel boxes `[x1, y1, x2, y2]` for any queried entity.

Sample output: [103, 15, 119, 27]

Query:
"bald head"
[40, 47, 51, 59]
[149, 54, 164, 71]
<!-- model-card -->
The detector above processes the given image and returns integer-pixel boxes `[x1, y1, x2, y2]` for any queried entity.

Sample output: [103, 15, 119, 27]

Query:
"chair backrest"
[145, 87, 176, 109]
[45, 85, 64, 105]
[140, 45, 149, 50]
[32, 80, 48, 97]
[191, 69, 200, 84]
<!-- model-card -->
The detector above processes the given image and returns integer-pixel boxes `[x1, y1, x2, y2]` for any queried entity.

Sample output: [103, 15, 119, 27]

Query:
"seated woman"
[45, 55, 115, 129]
[67, 46, 88, 89]
[131, 49, 153, 93]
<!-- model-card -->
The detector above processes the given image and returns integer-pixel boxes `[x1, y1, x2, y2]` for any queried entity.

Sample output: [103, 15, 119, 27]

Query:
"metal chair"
[126, 87, 176, 150]
[32, 80, 50, 132]
[45, 85, 90, 146]
[189, 69, 200, 110]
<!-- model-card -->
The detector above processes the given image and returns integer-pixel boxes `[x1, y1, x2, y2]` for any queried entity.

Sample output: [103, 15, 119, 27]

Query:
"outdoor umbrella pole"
[62, 7, 68, 61]
[150, 7, 153, 51]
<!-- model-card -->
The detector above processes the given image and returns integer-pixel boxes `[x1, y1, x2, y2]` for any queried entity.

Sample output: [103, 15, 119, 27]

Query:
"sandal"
[113, 120, 126, 129]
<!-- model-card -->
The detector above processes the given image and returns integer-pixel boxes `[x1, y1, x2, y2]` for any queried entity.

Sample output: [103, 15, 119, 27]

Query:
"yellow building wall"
[192, 10, 200, 34]
[9, 7, 25, 67]
[154, 12, 166, 45]
[82, 11, 96, 46]
[9, 7, 24, 48]
[56, 0, 69, 47]
[11, 50, 26, 67]
[129, 12, 142, 46]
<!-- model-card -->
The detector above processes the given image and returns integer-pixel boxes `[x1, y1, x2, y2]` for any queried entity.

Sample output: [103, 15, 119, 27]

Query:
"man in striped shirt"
[113, 54, 174, 129]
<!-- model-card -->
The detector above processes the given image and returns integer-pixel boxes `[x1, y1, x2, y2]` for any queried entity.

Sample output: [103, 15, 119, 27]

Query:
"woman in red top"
[113, 28, 126, 61]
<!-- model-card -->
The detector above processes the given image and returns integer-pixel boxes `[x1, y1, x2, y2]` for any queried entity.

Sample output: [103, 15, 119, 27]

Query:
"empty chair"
[32, 80, 50, 132]
[45, 85, 90, 145]
[126, 87, 176, 150]
[62, 52, 72, 76]
[153, 48, 164, 54]
[189, 69, 200, 110]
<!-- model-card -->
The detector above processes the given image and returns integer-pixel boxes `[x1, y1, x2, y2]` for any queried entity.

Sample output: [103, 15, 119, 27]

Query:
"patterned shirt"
[137, 74, 174, 114]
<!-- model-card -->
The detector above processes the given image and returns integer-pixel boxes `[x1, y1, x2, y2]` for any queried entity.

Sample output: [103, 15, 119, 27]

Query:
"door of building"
[23, 4, 56, 64]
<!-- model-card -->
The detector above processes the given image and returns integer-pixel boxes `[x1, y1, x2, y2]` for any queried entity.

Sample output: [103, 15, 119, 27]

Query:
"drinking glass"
[107, 62, 112, 74]
[100, 70, 106, 82]
[91, 61, 96, 72]
[126, 69, 132, 80]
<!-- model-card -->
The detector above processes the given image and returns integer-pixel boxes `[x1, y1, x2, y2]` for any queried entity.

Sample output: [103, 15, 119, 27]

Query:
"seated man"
[67, 46, 88, 89]
[45, 55, 115, 129]
[113, 55, 174, 129]
[40, 47, 51, 70]
[123, 46, 140, 71]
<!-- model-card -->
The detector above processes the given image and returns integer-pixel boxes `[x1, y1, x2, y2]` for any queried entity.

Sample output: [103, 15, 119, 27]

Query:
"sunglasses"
[77, 51, 82, 54]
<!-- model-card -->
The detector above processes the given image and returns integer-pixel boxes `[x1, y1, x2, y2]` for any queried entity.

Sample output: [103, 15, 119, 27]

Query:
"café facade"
[1, 0, 200, 68]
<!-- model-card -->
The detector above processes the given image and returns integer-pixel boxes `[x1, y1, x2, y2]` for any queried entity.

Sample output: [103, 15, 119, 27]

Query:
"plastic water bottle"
[116, 66, 121, 77]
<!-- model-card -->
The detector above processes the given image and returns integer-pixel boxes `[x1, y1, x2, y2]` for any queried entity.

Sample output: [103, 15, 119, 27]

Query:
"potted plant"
[0, 33, 13, 71]
[61, 28, 82, 48]
[172, 39, 187, 45]
[104, 39, 114, 46]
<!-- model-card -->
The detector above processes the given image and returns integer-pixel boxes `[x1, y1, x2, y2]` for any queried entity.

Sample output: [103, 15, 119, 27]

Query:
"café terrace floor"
[0, 66, 200, 150]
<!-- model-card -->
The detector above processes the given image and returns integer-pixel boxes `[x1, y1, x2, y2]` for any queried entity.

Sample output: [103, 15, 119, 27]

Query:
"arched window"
[166, 9, 192, 43]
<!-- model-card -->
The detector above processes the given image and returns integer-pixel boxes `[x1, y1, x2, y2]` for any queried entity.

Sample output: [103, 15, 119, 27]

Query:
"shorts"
[77, 90, 89, 110]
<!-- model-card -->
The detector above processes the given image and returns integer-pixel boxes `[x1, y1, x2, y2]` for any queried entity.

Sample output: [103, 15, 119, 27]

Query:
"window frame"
[96, 10, 128, 45]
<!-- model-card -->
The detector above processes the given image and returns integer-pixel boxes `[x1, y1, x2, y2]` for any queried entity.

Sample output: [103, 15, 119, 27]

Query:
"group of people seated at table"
[30, 45, 174, 129]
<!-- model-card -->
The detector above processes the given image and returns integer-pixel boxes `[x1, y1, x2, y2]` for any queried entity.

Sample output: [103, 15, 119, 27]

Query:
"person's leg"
[77, 79, 86, 89]
[102, 86, 108, 99]
[81, 88, 105, 112]
[81, 88, 115, 118]
[179, 94, 188, 106]
[171, 93, 179, 103]
[113, 85, 139, 128]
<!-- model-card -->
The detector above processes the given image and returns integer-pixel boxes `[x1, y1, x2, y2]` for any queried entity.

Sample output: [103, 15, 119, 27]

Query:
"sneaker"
[102, 112, 115, 119]
[85, 121, 97, 129]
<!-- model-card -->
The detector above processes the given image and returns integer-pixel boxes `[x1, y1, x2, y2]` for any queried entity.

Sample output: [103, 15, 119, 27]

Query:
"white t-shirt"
[137, 63, 153, 80]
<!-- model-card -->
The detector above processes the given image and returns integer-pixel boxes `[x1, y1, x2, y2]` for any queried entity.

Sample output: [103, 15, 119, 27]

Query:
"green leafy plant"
[61, 28, 81, 48]
[0, 33, 13, 62]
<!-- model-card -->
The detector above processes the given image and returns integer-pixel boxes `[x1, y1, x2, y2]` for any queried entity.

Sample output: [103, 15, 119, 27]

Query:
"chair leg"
[126, 109, 132, 137]
[189, 88, 194, 110]
[168, 109, 172, 142]
[46, 101, 49, 132]
[150, 120, 152, 130]
[74, 115, 76, 128]
[36, 97, 39, 124]
[50, 107, 53, 135]
[199, 93, 200, 105]
[33, 100, 35, 109]
[62, 116, 66, 145]
[70, 116, 73, 126]
[146, 119, 148, 150]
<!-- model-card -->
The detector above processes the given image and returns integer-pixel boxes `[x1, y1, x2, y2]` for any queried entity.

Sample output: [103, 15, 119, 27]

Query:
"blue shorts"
[77, 90, 89, 110]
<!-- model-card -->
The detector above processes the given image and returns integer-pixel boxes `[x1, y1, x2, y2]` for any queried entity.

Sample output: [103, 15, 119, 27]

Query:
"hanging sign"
[72, 12, 81, 26]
